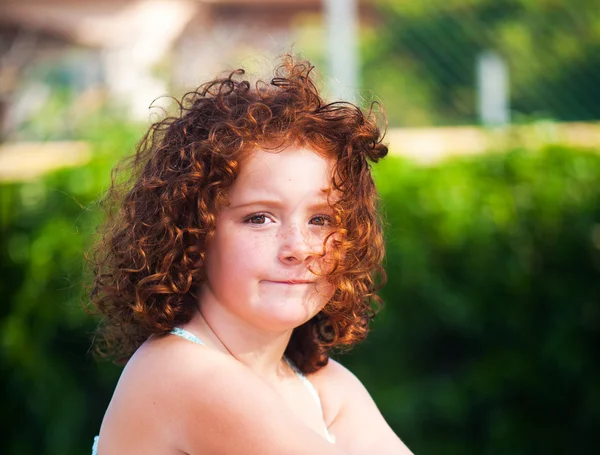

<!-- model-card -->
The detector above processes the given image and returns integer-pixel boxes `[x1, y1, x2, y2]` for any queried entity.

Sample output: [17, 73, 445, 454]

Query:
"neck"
[189, 285, 294, 380]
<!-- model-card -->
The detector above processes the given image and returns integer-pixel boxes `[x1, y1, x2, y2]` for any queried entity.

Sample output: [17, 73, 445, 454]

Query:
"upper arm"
[311, 360, 414, 455]
[154, 344, 349, 455]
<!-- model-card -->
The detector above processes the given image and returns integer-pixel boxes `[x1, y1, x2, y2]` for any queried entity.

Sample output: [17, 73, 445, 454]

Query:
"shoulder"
[98, 334, 236, 452]
[99, 335, 346, 455]
[113, 332, 235, 403]
[308, 359, 414, 455]
[307, 358, 376, 430]
[308, 357, 361, 386]
[107, 334, 258, 434]
[306, 358, 360, 420]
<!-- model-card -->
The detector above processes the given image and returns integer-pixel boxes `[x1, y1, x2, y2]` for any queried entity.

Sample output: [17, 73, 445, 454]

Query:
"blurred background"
[1, 0, 599, 453]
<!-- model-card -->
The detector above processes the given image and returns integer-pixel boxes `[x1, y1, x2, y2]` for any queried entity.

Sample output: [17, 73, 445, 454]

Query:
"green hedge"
[0, 116, 142, 455]
[344, 145, 600, 454]
[1, 142, 599, 454]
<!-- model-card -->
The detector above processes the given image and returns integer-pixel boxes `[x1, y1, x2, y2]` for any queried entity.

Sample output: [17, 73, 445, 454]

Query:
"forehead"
[229, 146, 336, 202]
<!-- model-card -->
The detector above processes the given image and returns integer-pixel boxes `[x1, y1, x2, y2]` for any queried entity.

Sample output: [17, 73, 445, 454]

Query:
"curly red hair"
[90, 55, 388, 373]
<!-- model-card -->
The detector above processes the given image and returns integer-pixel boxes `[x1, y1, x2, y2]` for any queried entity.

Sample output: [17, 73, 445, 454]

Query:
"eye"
[244, 213, 271, 225]
[310, 215, 332, 226]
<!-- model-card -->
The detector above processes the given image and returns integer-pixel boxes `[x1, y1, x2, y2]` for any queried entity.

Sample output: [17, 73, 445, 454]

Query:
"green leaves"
[2, 130, 599, 454]
[0, 114, 141, 455]
[344, 146, 600, 453]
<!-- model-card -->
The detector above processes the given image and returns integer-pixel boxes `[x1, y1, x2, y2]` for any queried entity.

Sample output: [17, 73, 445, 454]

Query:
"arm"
[311, 359, 414, 455]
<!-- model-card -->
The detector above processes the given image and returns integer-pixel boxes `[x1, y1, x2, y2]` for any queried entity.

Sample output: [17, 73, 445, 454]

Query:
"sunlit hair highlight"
[89, 55, 388, 373]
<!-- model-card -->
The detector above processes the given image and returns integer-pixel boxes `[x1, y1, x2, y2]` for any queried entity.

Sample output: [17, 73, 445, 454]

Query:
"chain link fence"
[362, 0, 600, 127]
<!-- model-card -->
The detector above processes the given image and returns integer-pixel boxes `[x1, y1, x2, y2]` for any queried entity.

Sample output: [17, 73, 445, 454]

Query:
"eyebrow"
[228, 199, 283, 210]
[228, 198, 333, 212]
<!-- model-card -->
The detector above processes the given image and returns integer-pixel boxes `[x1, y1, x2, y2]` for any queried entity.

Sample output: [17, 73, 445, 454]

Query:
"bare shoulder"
[308, 357, 362, 391]
[99, 335, 348, 455]
[97, 334, 230, 453]
[306, 359, 360, 423]
[308, 359, 414, 455]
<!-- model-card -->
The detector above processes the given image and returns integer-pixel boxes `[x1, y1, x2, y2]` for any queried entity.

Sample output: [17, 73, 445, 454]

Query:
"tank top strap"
[284, 357, 336, 444]
[91, 435, 98, 455]
[170, 327, 205, 345]
[283, 357, 323, 407]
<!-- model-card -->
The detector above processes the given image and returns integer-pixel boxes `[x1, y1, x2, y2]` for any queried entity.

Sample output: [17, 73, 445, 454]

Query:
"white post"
[324, 0, 358, 101]
[477, 50, 510, 126]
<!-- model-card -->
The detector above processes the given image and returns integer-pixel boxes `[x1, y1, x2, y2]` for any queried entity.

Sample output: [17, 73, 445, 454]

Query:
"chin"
[255, 297, 326, 330]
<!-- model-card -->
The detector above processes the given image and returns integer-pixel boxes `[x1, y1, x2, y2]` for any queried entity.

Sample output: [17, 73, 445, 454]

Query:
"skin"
[96, 146, 413, 454]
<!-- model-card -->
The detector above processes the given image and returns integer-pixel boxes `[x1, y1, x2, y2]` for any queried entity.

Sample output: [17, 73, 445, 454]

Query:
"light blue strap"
[91, 435, 99, 455]
[170, 327, 205, 345]
[284, 357, 336, 443]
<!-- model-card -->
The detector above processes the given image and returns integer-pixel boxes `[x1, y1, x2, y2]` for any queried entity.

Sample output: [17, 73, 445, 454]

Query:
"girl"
[89, 55, 413, 455]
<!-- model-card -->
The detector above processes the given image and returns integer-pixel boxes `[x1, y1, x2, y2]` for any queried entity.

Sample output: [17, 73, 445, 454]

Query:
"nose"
[277, 223, 321, 265]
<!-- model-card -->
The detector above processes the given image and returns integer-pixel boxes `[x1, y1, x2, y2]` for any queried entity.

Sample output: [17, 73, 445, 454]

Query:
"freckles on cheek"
[314, 280, 335, 301]
[221, 231, 273, 265]
[318, 235, 341, 274]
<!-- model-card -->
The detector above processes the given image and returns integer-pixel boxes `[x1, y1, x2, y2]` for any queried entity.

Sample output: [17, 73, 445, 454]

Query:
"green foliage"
[342, 145, 600, 454]
[0, 113, 144, 455]
[2, 115, 599, 454]
[363, 0, 600, 125]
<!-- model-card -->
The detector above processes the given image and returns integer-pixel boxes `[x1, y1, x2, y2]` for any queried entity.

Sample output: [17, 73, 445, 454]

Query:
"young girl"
[89, 55, 413, 455]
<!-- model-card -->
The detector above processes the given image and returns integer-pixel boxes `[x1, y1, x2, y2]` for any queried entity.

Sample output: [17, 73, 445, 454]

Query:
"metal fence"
[361, 0, 600, 127]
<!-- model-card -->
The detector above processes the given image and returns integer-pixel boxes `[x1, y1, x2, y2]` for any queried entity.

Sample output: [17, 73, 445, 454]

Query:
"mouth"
[265, 280, 315, 285]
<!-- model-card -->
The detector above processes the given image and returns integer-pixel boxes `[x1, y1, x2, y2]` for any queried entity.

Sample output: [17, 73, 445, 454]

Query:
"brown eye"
[310, 215, 332, 226]
[246, 214, 267, 224]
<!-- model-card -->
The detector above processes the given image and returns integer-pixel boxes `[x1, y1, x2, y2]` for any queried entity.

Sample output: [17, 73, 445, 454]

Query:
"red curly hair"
[90, 55, 388, 374]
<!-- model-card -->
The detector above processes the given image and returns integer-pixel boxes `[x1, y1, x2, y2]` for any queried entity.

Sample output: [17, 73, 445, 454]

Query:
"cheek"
[209, 229, 274, 275]
[316, 232, 342, 274]
[314, 280, 336, 303]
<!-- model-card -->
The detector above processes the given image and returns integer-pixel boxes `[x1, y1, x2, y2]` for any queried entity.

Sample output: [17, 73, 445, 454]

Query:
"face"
[200, 146, 337, 333]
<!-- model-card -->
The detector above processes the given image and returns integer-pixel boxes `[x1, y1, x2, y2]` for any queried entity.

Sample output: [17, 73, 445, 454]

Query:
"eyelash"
[243, 213, 332, 226]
